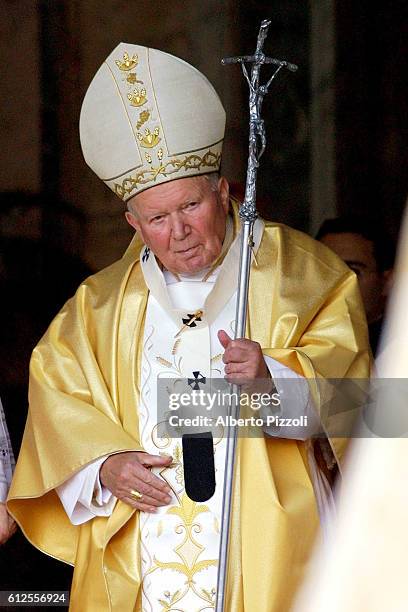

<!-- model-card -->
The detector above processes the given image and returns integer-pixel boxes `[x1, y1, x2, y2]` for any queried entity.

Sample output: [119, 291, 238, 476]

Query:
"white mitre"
[79, 43, 226, 201]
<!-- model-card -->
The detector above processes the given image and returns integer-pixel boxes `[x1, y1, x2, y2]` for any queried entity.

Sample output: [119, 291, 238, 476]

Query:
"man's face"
[125, 175, 230, 275]
[320, 232, 390, 324]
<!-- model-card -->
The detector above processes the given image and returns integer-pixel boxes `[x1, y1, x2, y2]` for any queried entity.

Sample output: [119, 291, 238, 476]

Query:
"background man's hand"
[100, 451, 173, 513]
[0, 502, 17, 545]
[218, 330, 271, 392]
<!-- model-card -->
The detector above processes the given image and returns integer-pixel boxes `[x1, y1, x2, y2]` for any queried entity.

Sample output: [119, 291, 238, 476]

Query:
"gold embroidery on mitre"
[127, 87, 147, 107]
[136, 109, 150, 129]
[115, 51, 138, 71]
[126, 72, 142, 85]
[138, 126, 161, 148]
[113, 150, 221, 199]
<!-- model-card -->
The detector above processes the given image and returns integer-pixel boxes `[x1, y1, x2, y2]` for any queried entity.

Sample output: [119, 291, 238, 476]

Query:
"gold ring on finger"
[130, 488, 143, 501]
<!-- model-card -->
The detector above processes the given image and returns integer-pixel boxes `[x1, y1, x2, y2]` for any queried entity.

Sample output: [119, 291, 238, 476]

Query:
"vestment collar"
[138, 204, 264, 326]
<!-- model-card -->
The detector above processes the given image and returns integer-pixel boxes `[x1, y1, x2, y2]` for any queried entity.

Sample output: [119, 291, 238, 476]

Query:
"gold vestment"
[8, 214, 370, 611]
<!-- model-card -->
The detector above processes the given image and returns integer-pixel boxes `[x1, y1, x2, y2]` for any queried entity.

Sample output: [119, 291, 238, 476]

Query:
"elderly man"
[9, 44, 369, 611]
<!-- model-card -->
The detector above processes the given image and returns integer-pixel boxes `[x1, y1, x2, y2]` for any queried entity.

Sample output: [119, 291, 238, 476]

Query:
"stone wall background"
[1, 1, 41, 193]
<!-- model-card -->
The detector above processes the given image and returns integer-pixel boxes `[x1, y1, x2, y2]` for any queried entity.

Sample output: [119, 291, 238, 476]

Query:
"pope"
[8, 43, 370, 611]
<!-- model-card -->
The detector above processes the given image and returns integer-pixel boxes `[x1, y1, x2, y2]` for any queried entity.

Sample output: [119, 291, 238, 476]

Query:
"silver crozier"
[215, 19, 298, 612]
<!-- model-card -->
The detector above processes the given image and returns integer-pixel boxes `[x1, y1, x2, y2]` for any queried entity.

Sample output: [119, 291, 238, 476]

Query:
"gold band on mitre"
[79, 44, 226, 201]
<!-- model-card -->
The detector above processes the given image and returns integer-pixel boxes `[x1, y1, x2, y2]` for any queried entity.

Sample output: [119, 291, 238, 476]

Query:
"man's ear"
[218, 176, 230, 215]
[125, 210, 140, 232]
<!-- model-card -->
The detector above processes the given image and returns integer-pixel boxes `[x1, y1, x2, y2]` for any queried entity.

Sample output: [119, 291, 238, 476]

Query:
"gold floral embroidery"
[115, 51, 138, 71]
[137, 126, 161, 148]
[172, 338, 181, 355]
[157, 590, 183, 611]
[152, 444, 184, 492]
[126, 72, 141, 85]
[150, 494, 218, 607]
[127, 87, 147, 107]
[201, 587, 217, 606]
[155, 353, 183, 376]
[172, 444, 184, 485]
[156, 356, 173, 368]
[136, 109, 151, 129]
[114, 150, 221, 199]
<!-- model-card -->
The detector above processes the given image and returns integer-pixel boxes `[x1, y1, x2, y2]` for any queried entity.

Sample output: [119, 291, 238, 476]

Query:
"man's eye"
[185, 202, 198, 209]
[151, 216, 164, 223]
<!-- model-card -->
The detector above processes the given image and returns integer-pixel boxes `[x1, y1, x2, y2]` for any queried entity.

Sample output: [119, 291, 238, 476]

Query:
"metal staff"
[215, 20, 298, 612]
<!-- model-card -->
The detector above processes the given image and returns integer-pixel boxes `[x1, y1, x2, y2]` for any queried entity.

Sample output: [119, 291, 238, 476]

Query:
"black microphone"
[182, 432, 215, 502]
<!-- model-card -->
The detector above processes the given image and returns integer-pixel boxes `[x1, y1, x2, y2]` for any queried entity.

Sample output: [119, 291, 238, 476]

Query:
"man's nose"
[171, 214, 190, 240]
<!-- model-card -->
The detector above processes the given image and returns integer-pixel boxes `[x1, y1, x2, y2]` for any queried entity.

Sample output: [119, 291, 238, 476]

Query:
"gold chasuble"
[8, 208, 370, 612]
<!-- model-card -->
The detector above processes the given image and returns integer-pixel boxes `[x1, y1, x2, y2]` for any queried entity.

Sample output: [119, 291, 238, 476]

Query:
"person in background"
[316, 216, 395, 356]
[0, 397, 16, 544]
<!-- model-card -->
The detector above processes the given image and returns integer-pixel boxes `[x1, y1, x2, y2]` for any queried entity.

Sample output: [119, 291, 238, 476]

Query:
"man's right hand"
[100, 451, 173, 513]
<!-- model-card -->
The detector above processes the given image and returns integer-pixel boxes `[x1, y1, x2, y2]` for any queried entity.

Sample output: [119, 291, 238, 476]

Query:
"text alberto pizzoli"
[166, 390, 309, 429]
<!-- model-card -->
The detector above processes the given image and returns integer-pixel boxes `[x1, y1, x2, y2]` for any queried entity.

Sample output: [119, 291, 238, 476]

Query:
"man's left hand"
[218, 330, 270, 384]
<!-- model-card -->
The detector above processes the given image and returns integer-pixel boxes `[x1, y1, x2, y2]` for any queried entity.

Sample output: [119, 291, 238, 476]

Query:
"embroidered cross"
[142, 247, 150, 262]
[174, 309, 203, 338]
[188, 371, 206, 390]
[182, 313, 202, 328]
